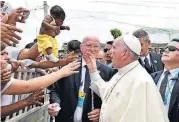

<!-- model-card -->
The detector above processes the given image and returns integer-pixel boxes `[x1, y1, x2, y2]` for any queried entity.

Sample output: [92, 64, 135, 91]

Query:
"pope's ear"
[122, 49, 130, 60]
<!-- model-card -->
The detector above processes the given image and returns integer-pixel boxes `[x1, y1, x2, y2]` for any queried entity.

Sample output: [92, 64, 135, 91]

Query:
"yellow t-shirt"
[37, 34, 58, 57]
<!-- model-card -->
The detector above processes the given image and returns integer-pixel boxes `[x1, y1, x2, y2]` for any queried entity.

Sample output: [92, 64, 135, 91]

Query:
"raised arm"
[3, 60, 80, 95]
[84, 53, 108, 98]
[42, 15, 57, 30]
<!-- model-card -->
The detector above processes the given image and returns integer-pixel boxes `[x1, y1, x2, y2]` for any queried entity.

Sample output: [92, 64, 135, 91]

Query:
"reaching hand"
[83, 52, 97, 73]
[48, 103, 61, 116]
[65, 26, 70, 30]
[10, 60, 25, 73]
[0, 22, 22, 46]
[59, 60, 80, 77]
[0, 69, 12, 83]
[25, 90, 44, 106]
[6, 7, 30, 25]
[66, 51, 79, 63]
[88, 109, 100, 121]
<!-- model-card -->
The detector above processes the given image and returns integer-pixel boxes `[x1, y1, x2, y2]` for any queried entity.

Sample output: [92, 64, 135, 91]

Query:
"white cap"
[123, 33, 141, 55]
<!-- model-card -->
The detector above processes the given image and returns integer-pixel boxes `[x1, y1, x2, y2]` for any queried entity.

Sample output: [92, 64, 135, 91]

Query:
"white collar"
[163, 68, 179, 80]
[140, 53, 150, 61]
[117, 60, 139, 75]
[82, 58, 87, 67]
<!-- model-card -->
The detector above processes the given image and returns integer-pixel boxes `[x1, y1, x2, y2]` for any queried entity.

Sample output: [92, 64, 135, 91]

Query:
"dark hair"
[34, 38, 37, 43]
[171, 38, 179, 42]
[25, 42, 35, 49]
[67, 40, 81, 52]
[133, 29, 150, 41]
[50, 5, 66, 21]
[106, 41, 114, 45]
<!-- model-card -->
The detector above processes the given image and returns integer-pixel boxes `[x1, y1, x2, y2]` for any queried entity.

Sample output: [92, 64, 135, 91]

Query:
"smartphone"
[22, 11, 30, 20]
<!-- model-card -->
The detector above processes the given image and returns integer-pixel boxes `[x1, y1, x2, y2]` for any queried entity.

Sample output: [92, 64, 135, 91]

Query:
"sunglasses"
[165, 45, 179, 52]
[104, 48, 110, 53]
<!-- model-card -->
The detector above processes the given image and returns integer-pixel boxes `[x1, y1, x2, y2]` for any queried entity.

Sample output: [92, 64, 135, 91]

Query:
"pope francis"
[83, 33, 169, 122]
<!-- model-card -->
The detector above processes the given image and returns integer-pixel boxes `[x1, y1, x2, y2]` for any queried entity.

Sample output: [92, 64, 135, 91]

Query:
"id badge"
[77, 91, 86, 108]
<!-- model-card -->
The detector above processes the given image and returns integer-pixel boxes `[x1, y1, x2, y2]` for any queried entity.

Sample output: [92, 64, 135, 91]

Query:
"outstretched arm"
[3, 60, 80, 95]
[1, 90, 43, 117]
[60, 25, 70, 30]
[29, 58, 71, 69]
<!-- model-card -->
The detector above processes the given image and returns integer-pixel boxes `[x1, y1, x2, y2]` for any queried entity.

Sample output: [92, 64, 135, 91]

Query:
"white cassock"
[90, 60, 169, 122]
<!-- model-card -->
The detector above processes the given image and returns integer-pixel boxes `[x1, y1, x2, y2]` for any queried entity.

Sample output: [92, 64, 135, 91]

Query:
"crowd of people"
[1, 1, 179, 122]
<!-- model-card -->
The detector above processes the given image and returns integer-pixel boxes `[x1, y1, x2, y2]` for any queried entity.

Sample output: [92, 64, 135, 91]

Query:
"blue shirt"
[157, 68, 179, 113]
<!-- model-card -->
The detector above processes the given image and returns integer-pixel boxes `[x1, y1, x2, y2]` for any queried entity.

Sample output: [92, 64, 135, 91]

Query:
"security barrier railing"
[1, 68, 50, 122]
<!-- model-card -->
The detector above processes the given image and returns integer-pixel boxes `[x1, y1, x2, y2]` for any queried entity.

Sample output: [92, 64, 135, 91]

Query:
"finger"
[71, 64, 80, 70]
[2, 38, 12, 46]
[88, 110, 97, 115]
[2, 71, 11, 77]
[35, 101, 43, 105]
[0, 69, 9, 74]
[48, 107, 55, 111]
[49, 110, 56, 114]
[89, 116, 99, 121]
[88, 112, 99, 118]
[4, 34, 20, 44]
[71, 61, 80, 66]
[2, 74, 11, 80]
[70, 55, 79, 58]
[71, 62, 80, 67]
[88, 112, 100, 119]
[1, 78, 11, 83]
[15, 8, 29, 13]
[6, 31, 21, 40]
[68, 51, 74, 56]
[72, 71, 79, 74]
[48, 105, 55, 110]
[6, 25, 23, 33]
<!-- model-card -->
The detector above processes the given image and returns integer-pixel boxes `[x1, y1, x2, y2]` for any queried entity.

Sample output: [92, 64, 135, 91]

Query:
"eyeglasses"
[104, 48, 110, 53]
[96, 58, 102, 60]
[85, 44, 100, 49]
[164, 45, 179, 52]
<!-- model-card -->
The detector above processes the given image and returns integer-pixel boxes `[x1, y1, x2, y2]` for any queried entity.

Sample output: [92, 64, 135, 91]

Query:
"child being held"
[37, 5, 69, 63]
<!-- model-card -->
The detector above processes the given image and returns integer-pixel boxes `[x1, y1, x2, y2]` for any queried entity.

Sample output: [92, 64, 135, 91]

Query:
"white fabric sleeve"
[1, 78, 15, 94]
[90, 71, 108, 99]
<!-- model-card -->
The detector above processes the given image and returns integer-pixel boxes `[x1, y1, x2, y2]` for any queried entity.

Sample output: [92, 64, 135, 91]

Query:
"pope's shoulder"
[133, 64, 155, 84]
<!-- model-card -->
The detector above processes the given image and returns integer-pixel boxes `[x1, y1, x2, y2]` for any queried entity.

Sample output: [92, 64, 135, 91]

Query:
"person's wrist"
[23, 99, 31, 106]
[89, 68, 97, 73]
[65, 58, 71, 64]
[57, 70, 64, 78]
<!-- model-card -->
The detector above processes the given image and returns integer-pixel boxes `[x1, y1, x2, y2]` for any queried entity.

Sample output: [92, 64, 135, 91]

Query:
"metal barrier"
[1, 68, 50, 122]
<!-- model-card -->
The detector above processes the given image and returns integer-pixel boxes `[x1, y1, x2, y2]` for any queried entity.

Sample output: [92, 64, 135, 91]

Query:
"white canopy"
[6, 0, 179, 48]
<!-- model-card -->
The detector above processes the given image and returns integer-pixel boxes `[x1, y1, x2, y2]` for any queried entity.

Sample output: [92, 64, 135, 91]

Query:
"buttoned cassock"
[90, 61, 169, 122]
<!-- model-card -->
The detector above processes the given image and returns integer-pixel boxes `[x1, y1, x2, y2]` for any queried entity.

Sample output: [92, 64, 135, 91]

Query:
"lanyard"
[163, 79, 176, 105]
[79, 66, 86, 92]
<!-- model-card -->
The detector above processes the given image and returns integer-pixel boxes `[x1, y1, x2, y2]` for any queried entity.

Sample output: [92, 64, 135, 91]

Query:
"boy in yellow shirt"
[37, 5, 69, 62]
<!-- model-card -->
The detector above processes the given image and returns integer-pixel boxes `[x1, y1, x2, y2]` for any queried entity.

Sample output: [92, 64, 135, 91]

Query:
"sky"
[3, 0, 179, 49]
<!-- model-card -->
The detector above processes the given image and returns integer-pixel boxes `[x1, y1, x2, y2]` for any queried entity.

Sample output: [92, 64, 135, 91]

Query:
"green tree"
[110, 28, 122, 39]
